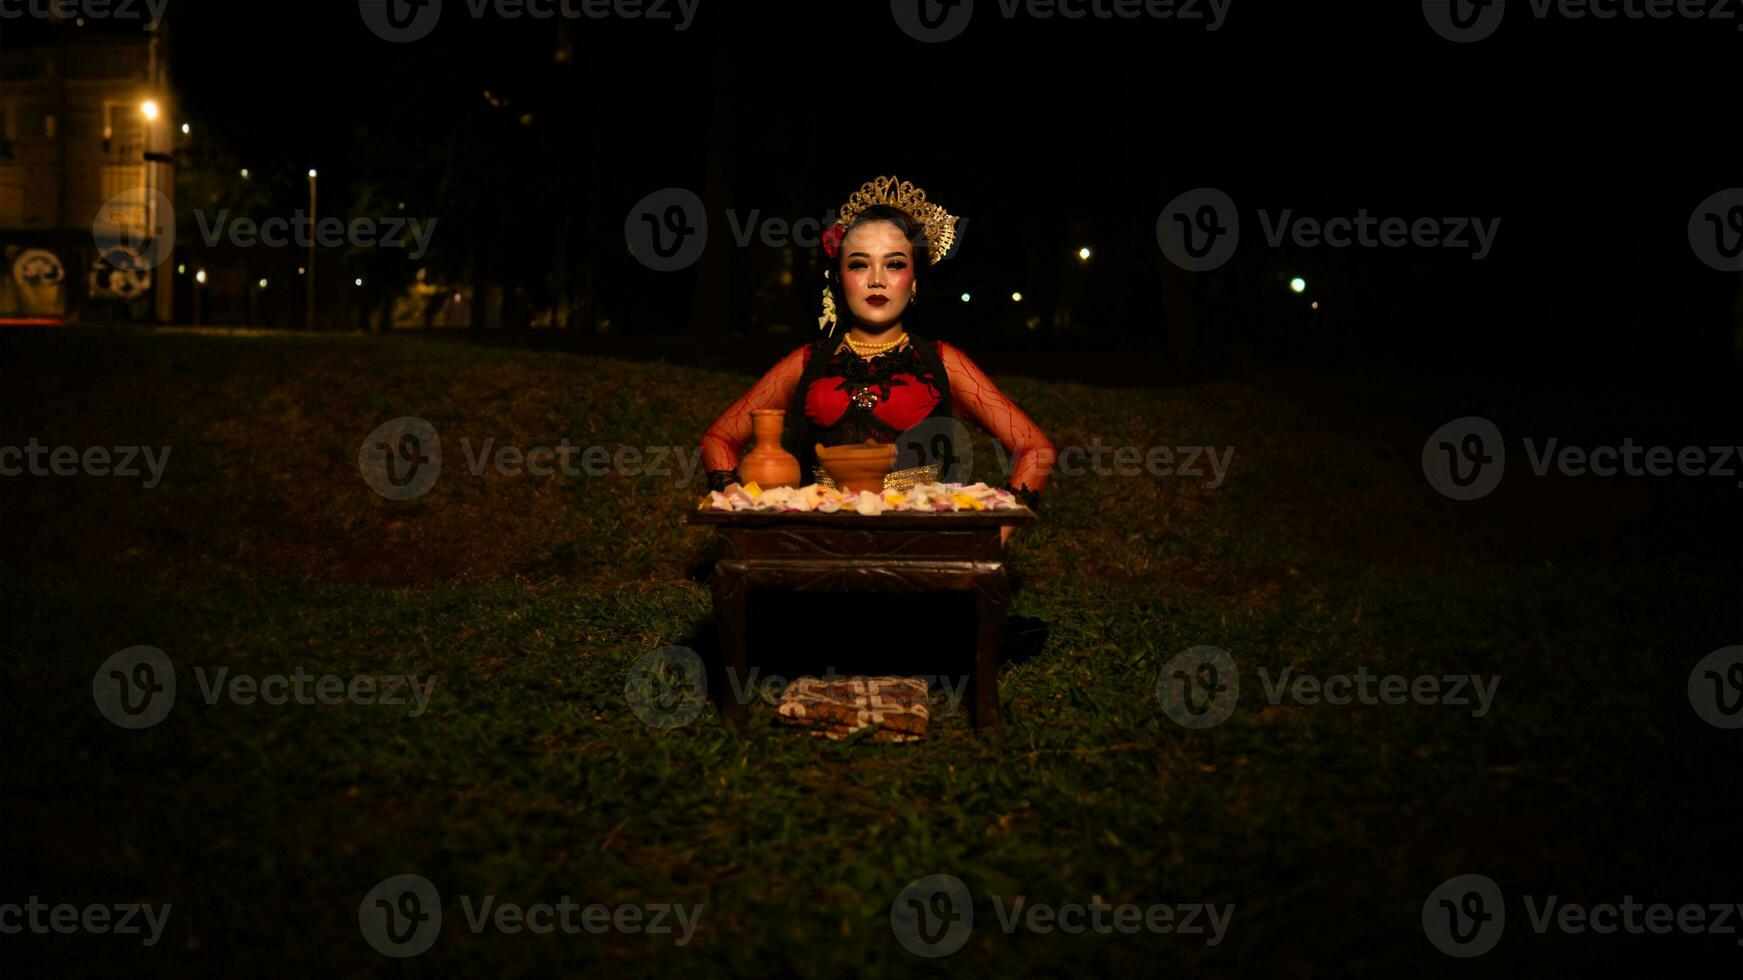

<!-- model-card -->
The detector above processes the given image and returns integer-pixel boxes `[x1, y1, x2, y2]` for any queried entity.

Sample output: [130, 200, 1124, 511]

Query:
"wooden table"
[686, 506, 1037, 732]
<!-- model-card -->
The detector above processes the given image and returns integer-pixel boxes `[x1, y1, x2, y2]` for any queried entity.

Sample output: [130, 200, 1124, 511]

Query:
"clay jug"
[740, 409, 801, 488]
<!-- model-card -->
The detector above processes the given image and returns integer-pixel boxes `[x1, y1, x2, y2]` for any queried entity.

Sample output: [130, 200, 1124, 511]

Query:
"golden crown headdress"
[833, 175, 958, 265]
[818, 175, 958, 334]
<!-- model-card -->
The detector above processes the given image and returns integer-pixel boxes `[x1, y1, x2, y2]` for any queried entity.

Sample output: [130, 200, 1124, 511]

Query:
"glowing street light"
[1077, 246, 1091, 261]
[1010, 291, 1023, 302]
[140, 99, 160, 121]
[307, 169, 318, 179]
[240, 168, 250, 179]
[1289, 277, 1307, 294]
[258, 279, 269, 289]
[195, 269, 207, 284]
[354, 277, 363, 287]
[180, 122, 190, 135]
[959, 292, 971, 303]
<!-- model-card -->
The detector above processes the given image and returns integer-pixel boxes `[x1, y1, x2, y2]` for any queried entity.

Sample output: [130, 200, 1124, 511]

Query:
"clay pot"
[815, 439, 897, 494]
[739, 409, 802, 488]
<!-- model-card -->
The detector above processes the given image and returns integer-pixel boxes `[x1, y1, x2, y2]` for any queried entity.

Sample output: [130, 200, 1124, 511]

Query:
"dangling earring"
[818, 271, 839, 335]
[909, 289, 918, 306]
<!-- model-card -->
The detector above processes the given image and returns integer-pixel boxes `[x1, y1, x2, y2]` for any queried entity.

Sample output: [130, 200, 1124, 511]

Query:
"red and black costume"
[700, 333, 1055, 510]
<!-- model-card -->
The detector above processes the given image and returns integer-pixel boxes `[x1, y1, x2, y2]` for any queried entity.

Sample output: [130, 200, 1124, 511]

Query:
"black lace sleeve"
[706, 469, 741, 492]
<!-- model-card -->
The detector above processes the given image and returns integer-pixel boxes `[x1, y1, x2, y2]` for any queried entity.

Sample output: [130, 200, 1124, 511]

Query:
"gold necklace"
[841, 330, 908, 358]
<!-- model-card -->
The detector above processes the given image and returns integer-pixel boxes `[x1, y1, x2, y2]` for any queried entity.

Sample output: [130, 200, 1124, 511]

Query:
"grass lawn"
[1, 327, 1737, 976]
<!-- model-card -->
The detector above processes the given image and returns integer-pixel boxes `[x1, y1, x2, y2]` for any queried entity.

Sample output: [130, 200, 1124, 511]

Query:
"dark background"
[18, 0, 1740, 378]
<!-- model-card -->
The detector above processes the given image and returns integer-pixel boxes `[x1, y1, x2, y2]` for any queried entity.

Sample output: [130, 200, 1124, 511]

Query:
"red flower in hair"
[821, 222, 845, 258]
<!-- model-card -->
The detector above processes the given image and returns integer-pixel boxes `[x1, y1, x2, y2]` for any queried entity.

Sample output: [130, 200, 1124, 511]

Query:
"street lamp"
[306, 169, 318, 331]
[140, 99, 160, 121]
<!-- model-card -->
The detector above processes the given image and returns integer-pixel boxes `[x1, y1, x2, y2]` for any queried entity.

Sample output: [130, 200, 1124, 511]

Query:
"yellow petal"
[744, 481, 762, 499]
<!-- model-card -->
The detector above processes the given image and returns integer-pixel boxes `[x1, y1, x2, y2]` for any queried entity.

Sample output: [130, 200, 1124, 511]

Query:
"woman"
[700, 176, 1056, 546]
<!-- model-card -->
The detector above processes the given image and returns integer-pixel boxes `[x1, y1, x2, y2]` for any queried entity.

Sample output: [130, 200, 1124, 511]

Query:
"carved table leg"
[971, 562, 1009, 733]
[713, 560, 749, 728]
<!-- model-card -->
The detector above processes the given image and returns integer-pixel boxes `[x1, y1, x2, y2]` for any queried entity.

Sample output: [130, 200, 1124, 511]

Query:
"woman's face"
[839, 220, 916, 331]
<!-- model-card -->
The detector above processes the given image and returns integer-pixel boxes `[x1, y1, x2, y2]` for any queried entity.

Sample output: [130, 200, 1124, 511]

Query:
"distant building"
[0, 19, 175, 322]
